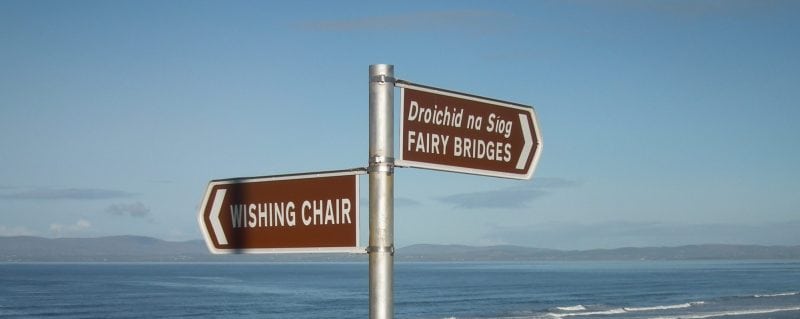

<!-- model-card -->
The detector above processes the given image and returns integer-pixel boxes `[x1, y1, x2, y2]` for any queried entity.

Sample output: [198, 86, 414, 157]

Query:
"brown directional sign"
[397, 81, 542, 180]
[197, 169, 364, 254]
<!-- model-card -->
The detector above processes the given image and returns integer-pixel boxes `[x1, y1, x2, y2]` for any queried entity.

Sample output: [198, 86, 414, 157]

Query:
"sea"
[1, 260, 799, 318]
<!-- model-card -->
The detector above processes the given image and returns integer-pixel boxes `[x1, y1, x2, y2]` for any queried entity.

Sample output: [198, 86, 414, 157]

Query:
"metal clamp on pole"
[370, 75, 396, 84]
[366, 245, 395, 255]
[370, 156, 394, 164]
[368, 156, 395, 174]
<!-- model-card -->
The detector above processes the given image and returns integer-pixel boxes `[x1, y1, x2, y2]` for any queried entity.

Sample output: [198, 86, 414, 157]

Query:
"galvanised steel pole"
[368, 64, 394, 319]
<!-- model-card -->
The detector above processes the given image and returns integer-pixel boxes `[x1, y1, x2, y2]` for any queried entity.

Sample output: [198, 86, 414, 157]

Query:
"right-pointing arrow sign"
[397, 81, 542, 180]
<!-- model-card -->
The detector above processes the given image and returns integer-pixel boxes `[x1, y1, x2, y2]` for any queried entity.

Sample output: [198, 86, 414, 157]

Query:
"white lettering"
[341, 199, 351, 224]
[286, 202, 296, 226]
[297, 198, 356, 225]
[325, 200, 335, 224]
[313, 200, 324, 225]
[227, 202, 300, 228]
[407, 131, 451, 155]
[248, 204, 257, 228]
[487, 113, 513, 138]
[407, 130, 416, 152]
[302, 201, 312, 226]
[407, 100, 464, 128]
[453, 137, 513, 163]
[230, 204, 245, 228]
[258, 203, 268, 227]
[408, 101, 419, 121]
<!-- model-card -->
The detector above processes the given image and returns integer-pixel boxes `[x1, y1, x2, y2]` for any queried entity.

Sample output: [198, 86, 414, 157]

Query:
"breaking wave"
[546, 301, 706, 318]
[754, 291, 798, 298]
[648, 306, 800, 319]
[548, 308, 627, 318]
[554, 305, 586, 311]
[624, 301, 705, 312]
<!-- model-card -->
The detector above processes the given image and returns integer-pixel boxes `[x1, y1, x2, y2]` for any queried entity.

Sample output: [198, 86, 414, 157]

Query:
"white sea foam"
[543, 301, 709, 319]
[554, 305, 586, 311]
[754, 291, 798, 298]
[647, 306, 800, 319]
[624, 301, 704, 312]
[547, 308, 627, 318]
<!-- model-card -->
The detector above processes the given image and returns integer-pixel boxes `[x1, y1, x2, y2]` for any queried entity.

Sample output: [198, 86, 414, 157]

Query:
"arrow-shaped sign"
[397, 81, 542, 180]
[197, 169, 365, 254]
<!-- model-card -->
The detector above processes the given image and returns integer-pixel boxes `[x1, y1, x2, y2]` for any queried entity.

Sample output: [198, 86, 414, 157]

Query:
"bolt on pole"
[368, 64, 395, 319]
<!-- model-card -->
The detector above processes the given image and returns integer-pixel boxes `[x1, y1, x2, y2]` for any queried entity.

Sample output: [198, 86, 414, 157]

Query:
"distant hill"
[398, 244, 800, 261]
[0, 235, 366, 262]
[1, 236, 799, 262]
[0, 236, 210, 262]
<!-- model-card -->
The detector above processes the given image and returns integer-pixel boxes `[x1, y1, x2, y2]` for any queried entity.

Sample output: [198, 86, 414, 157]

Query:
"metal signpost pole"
[368, 64, 395, 319]
[195, 64, 539, 318]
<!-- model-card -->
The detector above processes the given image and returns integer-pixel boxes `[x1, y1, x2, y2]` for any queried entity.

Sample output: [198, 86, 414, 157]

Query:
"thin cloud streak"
[0, 224, 38, 237]
[50, 219, 92, 237]
[439, 188, 548, 209]
[395, 197, 423, 207]
[106, 202, 151, 218]
[0, 188, 135, 200]
[361, 196, 423, 207]
[299, 10, 513, 33]
[438, 177, 580, 209]
[529, 177, 582, 189]
[589, 0, 783, 17]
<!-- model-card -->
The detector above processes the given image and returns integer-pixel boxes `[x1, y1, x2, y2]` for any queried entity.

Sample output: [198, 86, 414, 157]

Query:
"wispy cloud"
[147, 179, 174, 184]
[0, 224, 38, 237]
[438, 177, 580, 209]
[299, 10, 513, 33]
[529, 177, 582, 189]
[439, 188, 548, 209]
[396, 197, 423, 207]
[0, 187, 135, 200]
[593, 0, 782, 17]
[361, 196, 423, 207]
[50, 219, 92, 236]
[105, 202, 151, 218]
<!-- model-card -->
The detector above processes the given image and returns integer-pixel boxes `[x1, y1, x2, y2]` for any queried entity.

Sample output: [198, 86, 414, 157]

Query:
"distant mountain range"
[399, 244, 800, 261]
[2, 236, 800, 262]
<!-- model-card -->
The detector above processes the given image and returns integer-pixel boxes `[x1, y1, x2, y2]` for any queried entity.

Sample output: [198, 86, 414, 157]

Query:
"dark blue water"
[1, 261, 799, 318]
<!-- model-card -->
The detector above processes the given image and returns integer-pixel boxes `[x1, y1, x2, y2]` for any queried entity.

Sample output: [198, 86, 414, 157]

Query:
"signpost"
[196, 64, 541, 319]
[397, 81, 542, 180]
[197, 169, 364, 254]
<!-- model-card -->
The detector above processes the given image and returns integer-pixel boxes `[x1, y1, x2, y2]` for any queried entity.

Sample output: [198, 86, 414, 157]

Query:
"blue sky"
[1, 1, 799, 249]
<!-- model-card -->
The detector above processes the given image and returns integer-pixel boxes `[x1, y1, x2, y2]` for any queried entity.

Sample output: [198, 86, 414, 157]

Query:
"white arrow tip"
[210, 189, 228, 245]
[516, 113, 533, 170]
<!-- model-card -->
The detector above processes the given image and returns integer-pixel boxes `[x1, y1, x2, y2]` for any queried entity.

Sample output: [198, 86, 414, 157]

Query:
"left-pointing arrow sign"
[197, 169, 366, 254]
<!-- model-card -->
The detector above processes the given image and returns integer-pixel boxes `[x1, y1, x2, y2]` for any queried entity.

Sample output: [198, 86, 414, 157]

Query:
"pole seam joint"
[366, 245, 395, 255]
[369, 75, 396, 84]
[368, 156, 395, 174]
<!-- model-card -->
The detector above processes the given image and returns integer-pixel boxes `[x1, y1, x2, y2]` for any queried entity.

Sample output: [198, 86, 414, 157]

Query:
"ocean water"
[1, 261, 799, 318]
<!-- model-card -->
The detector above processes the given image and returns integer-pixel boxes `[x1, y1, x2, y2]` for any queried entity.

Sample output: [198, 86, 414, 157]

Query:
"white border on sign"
[396, 81, 543, 180]
[197, 169, 367, 255]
